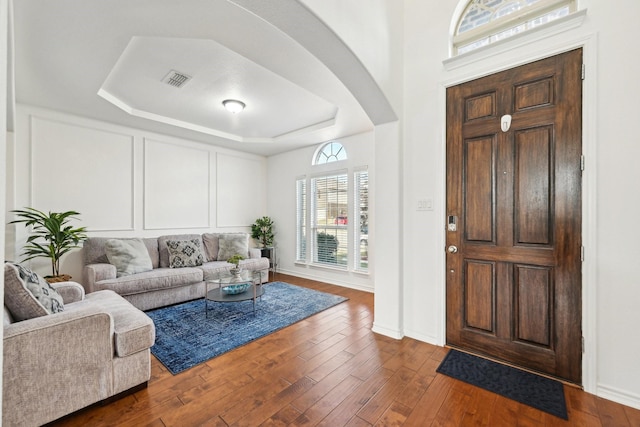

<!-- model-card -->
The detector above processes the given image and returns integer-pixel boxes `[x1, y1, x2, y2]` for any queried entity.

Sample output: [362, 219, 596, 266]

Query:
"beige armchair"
[3, 263, 155, 427]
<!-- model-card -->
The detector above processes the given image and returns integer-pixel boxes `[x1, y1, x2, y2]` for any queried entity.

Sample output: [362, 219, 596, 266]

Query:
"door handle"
[447, 245, 458, 253]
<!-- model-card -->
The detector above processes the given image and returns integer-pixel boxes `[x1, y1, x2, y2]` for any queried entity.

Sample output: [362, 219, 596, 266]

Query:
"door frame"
[438, 33, 598, 392]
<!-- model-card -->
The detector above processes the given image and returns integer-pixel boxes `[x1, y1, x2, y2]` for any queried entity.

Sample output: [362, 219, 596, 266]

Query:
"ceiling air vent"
[162, 70, 191, 88]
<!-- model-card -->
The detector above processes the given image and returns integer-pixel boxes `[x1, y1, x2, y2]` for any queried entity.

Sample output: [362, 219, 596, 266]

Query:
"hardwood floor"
[51, 274, 640, 426]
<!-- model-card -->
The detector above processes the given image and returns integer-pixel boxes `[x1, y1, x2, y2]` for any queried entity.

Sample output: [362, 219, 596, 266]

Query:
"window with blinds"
[296, 140, 369, 272]
[296, 177, 307, 262]
[311, 173, 348, 268]
[354, 169, 368, 272]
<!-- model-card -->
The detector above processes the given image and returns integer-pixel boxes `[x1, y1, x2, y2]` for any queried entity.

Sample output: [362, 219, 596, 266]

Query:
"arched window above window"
[453, 0, 576, 55]
[314, 141, 347, 165]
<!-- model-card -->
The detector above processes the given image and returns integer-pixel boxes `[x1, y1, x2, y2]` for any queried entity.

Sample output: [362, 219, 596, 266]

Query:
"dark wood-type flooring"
[50, 274, 640, 426]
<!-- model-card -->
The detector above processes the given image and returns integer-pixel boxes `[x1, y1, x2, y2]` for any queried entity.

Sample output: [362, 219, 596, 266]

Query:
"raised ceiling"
[13, 0, 395, 156]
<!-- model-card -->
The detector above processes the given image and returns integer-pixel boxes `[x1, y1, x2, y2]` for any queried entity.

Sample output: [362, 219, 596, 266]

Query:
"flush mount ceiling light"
[222, 99, 246, 113]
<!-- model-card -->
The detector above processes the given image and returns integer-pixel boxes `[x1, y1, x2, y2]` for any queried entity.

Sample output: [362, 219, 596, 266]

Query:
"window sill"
[352, 269, 370, 277]
[309, 262, 348, 272]
[294, 261, 369, 275]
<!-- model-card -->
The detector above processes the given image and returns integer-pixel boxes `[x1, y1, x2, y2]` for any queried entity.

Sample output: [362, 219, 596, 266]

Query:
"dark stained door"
[445, 49, 583, 384]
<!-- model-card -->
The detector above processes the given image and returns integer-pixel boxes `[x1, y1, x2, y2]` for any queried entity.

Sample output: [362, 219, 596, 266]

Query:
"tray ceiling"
[13, 0, 393, 156]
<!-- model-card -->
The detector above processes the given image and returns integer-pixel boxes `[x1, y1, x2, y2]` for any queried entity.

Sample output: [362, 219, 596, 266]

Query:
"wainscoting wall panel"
[12, 105, 268, 281]
[216, 153, 264, 227]
[144, 138, 210, 230]
[30, 116, 135, 231]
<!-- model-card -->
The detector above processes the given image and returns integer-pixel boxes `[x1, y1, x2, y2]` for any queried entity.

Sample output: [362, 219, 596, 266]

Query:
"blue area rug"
[145, 281, 348, 374]
[437, 349, 568, 420]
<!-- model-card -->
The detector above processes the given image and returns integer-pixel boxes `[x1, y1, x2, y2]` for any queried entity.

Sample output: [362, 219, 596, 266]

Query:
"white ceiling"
[13, 0, 395, 156]
[98, 36, 339, 142]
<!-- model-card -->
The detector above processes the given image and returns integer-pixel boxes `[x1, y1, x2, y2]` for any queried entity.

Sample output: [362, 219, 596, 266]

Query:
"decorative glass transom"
[454, 0, 576, 55]
[314, 141, 347, 165]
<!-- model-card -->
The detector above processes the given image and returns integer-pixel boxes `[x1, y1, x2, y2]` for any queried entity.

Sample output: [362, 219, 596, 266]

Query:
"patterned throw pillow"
[105, 238, 154, 277]
[217, 234, 249, 261]
[4, 262, 64, 321]
[165, 239, 205, 268]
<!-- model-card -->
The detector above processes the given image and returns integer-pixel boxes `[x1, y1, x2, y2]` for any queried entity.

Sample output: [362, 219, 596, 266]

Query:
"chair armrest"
[249, 248, 261, 259]
[3, 307, 114, 426]
[83, 263, 117, 293]
[4, 306, 114, 353]
[50, 281, 85, 304]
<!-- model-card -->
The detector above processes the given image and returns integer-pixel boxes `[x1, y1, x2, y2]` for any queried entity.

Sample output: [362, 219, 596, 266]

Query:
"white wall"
[303, 0, 640, 409]
[7, 105, 268, 281]
[581, 0, 640, 406]
[0, 0, 8, 420]
[267, 131, 375, 292]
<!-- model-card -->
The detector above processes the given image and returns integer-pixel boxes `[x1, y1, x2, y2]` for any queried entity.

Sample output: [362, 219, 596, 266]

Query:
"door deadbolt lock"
[447, 245, 458, 253]
[447, 215, 457, 231]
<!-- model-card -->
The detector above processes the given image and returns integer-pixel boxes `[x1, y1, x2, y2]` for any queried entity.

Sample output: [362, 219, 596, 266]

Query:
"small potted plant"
[251, 216, 275, 248]
[9, 207, 88, 282]
[227, 254, 245, 276]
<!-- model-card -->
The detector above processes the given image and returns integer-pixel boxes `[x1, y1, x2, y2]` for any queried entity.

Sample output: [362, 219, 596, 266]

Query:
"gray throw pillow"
[4, 262, 64, 321]
[217, 234, 249, 261]
[166, 239, 205, 268]
[201, 233, 220, 261]
[105, 238, 154, 277]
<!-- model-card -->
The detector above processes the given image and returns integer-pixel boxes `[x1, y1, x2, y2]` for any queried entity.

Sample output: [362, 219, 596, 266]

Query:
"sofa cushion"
[158, 234, 204, 268]
[217, 233, 249, 261]
[199, 259, 269, 281]
[202, 233, 220, 261]
[84, 237, 160, 269]
[93, 267, 204, 296]
[4, 263, 64, 321]
[202, 232, 251, 261]
[198, 261, 233, 281]
[79, 290, 155, 357]
[105, 238, 154, 277]
[166, 239, 205, 268]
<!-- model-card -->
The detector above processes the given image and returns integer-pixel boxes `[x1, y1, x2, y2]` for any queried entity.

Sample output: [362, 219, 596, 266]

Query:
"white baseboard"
[274, 268, 374, 293]
[597, 383, 640, 410]
[404, 328, 444, 347]
[371, 322, 403, 340]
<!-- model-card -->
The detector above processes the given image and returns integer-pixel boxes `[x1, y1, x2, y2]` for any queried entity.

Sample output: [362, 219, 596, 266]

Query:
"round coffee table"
[205, 269, 266, 317]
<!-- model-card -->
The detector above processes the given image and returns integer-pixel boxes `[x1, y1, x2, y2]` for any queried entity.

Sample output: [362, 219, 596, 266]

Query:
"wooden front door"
[445, 49, 583, 384]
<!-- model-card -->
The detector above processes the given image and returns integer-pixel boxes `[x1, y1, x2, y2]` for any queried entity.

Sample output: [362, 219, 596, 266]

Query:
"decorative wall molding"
[216, 152, 264, 228]
[30, 115, 135, 231]
[13, 105, 268, 283]
[143, 138, 210, 230]
[437, 29, 599, 393]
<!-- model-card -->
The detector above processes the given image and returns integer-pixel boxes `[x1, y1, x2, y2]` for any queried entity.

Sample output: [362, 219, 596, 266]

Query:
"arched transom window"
[314, 141, 347, 165]
[454, 0, 576, 55]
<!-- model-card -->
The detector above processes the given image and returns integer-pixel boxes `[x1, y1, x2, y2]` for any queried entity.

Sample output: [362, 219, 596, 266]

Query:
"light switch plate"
[417, 198, 433, 211]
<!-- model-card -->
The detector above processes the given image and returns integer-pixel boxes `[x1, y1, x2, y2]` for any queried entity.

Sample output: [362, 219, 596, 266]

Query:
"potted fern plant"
[10, 207, 88, 282]
[251, 216, 274, 248]
[251, 216, 275, 264]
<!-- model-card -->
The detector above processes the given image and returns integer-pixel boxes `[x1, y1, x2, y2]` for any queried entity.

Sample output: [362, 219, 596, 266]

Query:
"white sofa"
[82, 233, 269, 311]
[3, 263, 155, 427]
